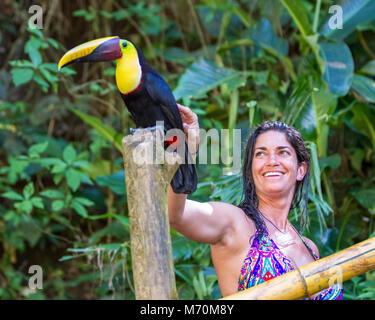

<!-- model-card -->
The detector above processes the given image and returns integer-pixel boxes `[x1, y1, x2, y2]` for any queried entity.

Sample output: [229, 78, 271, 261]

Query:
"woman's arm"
[168, 187, 237, 244]
[167, 105, 238, 245]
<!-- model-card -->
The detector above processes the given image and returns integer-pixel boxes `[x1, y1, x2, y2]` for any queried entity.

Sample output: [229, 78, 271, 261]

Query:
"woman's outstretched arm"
[167, 104, 238, 245]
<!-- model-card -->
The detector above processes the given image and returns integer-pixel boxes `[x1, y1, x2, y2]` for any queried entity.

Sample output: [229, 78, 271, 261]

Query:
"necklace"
[260, 213, 296, 248]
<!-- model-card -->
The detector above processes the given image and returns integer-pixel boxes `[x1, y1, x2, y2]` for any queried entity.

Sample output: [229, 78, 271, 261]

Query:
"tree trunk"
[221, 236, 375, 300]
[122, 127, 179, 300]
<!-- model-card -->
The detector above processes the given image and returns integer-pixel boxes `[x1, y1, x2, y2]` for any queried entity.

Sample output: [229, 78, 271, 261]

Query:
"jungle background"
[1, 0, 375, 300]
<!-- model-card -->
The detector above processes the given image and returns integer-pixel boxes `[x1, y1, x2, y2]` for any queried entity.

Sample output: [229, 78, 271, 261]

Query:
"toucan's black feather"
[120, 43, 197, 194]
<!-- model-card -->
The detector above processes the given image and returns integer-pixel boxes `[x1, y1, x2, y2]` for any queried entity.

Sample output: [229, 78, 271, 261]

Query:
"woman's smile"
[263, 171, 285, 178]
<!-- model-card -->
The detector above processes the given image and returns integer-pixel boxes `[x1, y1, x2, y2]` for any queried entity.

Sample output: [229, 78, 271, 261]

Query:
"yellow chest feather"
[115, 49, 142, 94]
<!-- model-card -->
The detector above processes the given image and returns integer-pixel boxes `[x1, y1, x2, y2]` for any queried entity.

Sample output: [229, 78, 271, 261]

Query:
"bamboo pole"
[222, 236, 375, 300]
[122, 127, 180, 300]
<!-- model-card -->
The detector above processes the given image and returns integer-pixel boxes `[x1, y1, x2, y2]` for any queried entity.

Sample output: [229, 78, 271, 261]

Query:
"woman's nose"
[267, 152, 279, 165]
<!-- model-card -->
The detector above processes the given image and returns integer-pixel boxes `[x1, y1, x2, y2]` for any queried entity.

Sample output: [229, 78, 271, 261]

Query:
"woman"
[168, 104, 342, 300]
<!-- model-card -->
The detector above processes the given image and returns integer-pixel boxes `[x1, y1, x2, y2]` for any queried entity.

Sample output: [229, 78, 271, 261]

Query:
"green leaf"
[69, 108, 122, 153]
[71, 200, 88, 218]
[58, 255, 86, 262]
[294, 101, 317, 140]
[280, 0, 313, 37]
[98, 243, 124, 251]
[193, 275, 204, 300]
[11, 68, 34, 86]
[351, 74, 375, 103]
[9, 60, 34, 68]
[349, 148, 365, 172]
[34, 73, 49, 92]
[1, 191, 23, 201]
[51, 160, 67, 174]
[319, 41, 354, 96]
[63, 145, 77, 164]
[40, 189, 64, 199]
[23, 182, 35, 200]
[359, 60, 375, 77]
[248, 18, 288, 57]
[27, 46, 42, 67]
[59, 67, 76, 76]
[4, 211, 16, 222]
[29, 141, 49, 158]
[350, 103, 375, 149]
[282, 75, 312, 126]
[17, 219, 42, 247]
[25, 37, 43, 66]
[15, 200, 33, 214]
[52, 200, 65, 211]
[31, 197, 44, 209]
[39, 68, 58, 83]
[74, 197, 94, 207]
[352, 189, 375, 210]
[173, 58, 250, 100]
[40, 63, 59, 73]
[96, 171, 126, 195]
[319, 154, 341, 172]
[66, 168, 81, 191]
[47, 38, 60, 49]
[320, 0, 375, 41]
[311, 83, 338, 156]
[73, 160, 90, 170]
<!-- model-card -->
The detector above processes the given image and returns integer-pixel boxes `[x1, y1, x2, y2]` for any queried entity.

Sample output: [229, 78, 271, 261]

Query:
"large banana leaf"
[294, 101, 317, 141]
[320, 0, 375, 41]
[247, 18, 288, 57]
[318, 41, 354, 96]
[173, 58, 251, 100]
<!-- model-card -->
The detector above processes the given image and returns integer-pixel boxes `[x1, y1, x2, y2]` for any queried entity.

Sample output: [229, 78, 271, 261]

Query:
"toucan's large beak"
[58, 36, 122, 70]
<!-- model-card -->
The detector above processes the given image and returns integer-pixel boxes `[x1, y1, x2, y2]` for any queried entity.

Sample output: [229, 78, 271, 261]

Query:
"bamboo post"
[122, 127, 180, 300]
[222, 236, 375, 300]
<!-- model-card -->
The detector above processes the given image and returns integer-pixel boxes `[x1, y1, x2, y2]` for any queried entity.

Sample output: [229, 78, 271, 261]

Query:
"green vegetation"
[1, 0, 375, 300]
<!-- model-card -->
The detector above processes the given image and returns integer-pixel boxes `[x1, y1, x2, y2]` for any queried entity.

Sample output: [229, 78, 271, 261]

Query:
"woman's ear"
[297, 162, 307, 181]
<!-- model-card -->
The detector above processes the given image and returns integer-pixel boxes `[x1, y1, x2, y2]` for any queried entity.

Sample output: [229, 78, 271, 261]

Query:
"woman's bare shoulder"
[207, 201, 256, 245]
[206, 201, 250, 223]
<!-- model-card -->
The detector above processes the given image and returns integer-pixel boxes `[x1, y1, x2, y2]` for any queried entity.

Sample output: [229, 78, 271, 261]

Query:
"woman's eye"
[280, 150, 289, 155]
[255, 152, 265, 157]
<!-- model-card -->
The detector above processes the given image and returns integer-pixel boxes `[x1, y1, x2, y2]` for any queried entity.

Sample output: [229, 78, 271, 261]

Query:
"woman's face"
[251, 130, 307, 200]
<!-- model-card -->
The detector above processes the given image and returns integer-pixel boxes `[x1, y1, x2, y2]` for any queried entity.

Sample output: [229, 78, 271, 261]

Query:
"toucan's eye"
[122, 42, 127, 48]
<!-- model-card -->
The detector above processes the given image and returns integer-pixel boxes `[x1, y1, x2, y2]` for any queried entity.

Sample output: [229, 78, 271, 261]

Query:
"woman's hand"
[177, 104, 200, 157]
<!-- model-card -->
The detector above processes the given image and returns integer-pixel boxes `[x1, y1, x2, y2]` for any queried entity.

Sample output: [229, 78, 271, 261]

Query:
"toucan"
[58, 36, 197, 194]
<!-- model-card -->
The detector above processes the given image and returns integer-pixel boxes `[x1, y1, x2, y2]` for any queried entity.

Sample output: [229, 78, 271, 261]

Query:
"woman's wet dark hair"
[238, 121, 311, 235]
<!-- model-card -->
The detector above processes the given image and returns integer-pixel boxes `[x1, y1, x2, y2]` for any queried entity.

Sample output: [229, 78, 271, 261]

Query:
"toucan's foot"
[130, 125, 164, 134]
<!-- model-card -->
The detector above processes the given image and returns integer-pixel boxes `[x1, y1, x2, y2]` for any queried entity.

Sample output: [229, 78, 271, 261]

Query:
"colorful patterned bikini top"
[238, 224, 343, 300]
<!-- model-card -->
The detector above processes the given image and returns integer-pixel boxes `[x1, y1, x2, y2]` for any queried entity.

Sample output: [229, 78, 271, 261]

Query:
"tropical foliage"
[1, 0, 375, 300]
